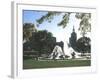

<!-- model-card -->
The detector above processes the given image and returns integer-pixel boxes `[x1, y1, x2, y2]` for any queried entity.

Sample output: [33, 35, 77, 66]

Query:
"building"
[69, 26, 77, 50]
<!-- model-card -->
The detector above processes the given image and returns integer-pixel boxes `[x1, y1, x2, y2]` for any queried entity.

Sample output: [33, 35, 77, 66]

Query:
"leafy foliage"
[23, 30, 56, 56]
[76, 37, 91, 53]
[75, 13, 91, 36]
[58, 13, 70, 28]
[37, 11, 91, 37]
[23, 23, 37, 41]
[37, 12, 60, 24]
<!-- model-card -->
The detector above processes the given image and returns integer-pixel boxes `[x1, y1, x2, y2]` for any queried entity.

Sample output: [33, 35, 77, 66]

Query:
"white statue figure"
[50, 45, 65, 59]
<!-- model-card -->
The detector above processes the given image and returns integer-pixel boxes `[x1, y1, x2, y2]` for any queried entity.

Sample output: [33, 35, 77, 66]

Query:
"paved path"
[38, 58, 90, 61]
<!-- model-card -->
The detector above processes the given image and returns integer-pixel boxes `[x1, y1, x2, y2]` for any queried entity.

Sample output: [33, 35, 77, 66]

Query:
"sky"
[23, 10, 91, 44]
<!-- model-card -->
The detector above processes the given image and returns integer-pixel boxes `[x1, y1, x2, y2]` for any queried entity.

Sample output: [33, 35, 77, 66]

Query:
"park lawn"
[23, 59, 91, 69]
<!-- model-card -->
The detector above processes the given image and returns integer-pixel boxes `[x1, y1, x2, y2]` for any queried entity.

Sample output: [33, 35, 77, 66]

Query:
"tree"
[23, 23, 37, 42]
[29, 30, 56, 56]
[76, 37, 91, 54]
[36, 12, 91, 36]
[75, 13, 91, 37]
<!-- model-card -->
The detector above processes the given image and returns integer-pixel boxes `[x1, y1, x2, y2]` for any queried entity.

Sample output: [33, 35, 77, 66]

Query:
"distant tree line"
[23, 23, 56, 57]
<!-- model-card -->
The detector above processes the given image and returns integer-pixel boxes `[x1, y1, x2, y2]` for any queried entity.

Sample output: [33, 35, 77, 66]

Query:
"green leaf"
[58, 13, 70, 28]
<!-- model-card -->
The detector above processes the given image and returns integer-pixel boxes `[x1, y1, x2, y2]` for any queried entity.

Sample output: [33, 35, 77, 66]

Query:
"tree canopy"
[23, 30, 56, 56]
[36, 12, 91, 37]
[76, 37, 91, 53]
[23, 23, 37, 42]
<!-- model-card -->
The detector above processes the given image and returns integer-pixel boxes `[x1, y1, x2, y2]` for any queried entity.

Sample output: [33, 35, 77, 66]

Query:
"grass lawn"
[23, 59, 91, 69]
